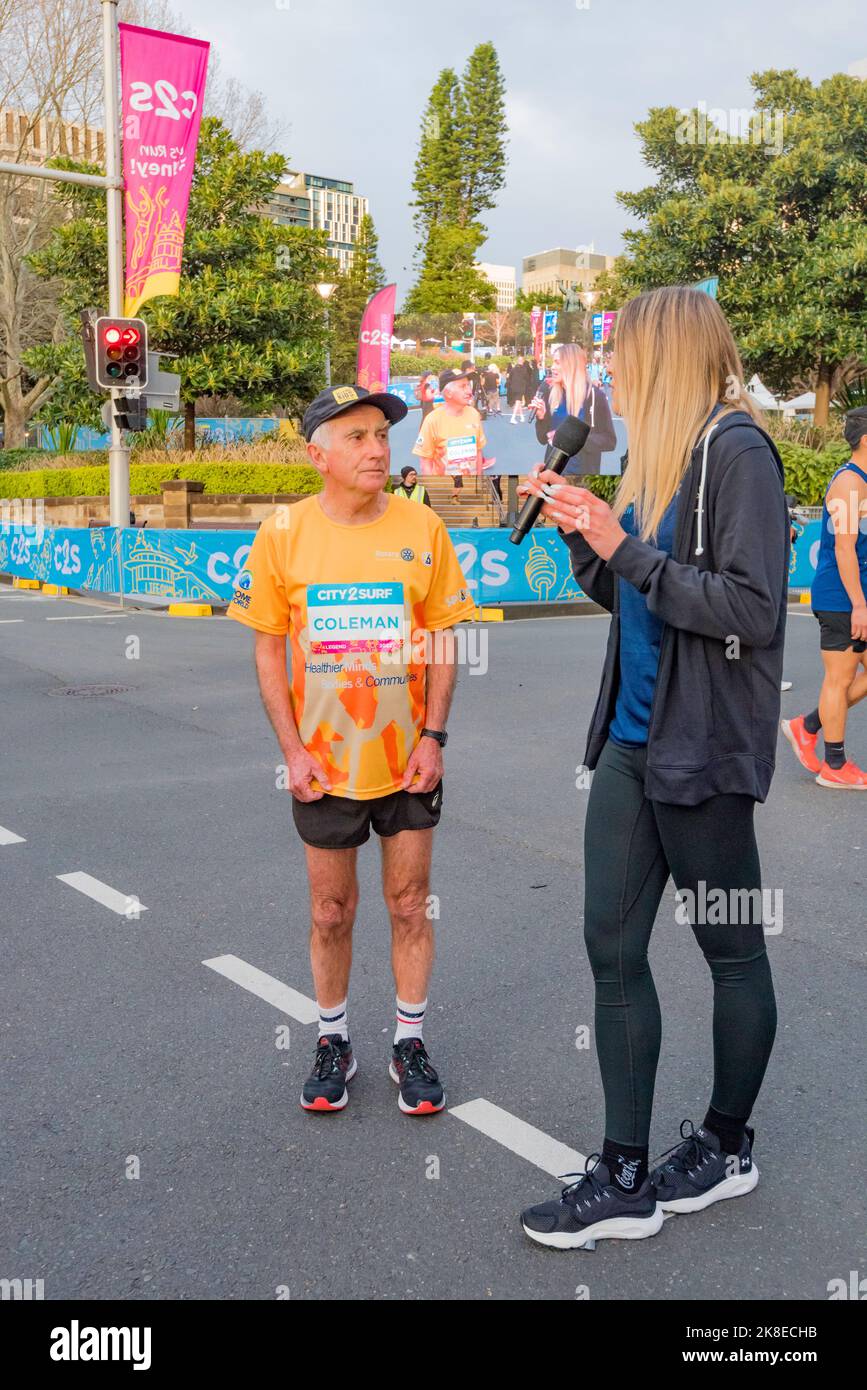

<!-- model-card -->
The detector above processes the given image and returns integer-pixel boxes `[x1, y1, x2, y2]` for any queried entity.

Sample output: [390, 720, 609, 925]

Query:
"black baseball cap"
[438, 366, 475, 391]
[844, 406, 867, 451]
[301, 384, 408, 442]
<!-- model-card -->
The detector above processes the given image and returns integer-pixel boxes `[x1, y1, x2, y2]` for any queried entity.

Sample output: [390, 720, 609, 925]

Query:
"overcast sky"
[173, 0, 865, 305]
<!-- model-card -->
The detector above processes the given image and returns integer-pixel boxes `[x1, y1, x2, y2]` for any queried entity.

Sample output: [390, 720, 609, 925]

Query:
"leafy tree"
[28, 118, 334, 447]
[602, 70, 867, 425]
[393, 311, 462, 349]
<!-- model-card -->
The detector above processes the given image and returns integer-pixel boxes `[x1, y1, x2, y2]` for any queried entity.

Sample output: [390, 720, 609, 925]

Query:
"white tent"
[780, 391, 816, 413]
[745, 374, 781, 410]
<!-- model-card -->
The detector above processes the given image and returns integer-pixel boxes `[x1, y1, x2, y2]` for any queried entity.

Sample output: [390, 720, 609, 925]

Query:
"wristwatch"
[420, 727, 448, 747]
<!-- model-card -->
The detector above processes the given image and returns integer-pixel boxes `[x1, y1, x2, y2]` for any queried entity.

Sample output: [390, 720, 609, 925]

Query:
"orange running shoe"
[815, 760, 867, 790]
[780, 715, 821, 774]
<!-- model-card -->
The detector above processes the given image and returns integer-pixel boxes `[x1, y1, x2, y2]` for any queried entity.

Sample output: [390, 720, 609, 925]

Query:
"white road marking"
[45, 614, 119, 621]
[0, 825, 26, 845]
[0, 618, 24, 624]
[57, 871, 146, 916]
[203, 954, 319, 1024]
[449, 1098, 587, 1178]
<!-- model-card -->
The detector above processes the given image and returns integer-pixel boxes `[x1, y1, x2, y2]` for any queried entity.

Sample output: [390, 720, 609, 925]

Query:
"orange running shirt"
[227, 494, 477, 800]
[412, 404, 486, 476]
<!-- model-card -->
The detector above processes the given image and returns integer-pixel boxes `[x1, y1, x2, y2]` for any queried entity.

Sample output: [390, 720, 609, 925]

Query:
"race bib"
[306, 582, 405, 654]
[444, 434, 477, 475]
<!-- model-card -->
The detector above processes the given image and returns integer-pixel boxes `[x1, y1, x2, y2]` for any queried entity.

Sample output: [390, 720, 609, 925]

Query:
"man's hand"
[851, 602, 867, 643]
[402, 735, 443, 793]
[286, 745, 332, 802]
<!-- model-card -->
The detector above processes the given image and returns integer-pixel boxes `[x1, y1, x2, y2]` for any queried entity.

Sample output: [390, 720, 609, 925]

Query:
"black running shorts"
[292, 782, 443, 850]
[813, 608, 867, 654]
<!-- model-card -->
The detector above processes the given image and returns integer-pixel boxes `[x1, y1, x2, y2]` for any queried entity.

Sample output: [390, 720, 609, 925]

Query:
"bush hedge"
[0, 443, 847, 507]
[1, 462, 323, 499]
[391, 352, 464, 376]
[774, 442, 850, 505]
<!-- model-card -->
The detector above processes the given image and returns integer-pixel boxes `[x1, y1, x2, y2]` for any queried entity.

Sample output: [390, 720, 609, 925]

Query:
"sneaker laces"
[394, 1038, 437, 1082]
[558, 1153, 610, 1211]
[312, 1037, 341, 1080]
[653, 1119, 717, 1176]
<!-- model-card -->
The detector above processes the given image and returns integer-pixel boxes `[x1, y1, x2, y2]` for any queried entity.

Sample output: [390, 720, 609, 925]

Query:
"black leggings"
[583, 739, 777, 1147]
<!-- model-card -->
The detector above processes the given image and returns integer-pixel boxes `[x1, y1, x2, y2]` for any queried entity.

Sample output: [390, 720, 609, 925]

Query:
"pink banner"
[119, 24, 210, 316]
[530, 305, 543, 365]
[356, 284, 397, 392]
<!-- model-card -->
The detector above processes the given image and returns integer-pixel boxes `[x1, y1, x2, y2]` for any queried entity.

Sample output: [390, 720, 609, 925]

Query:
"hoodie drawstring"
[694, 422, 719, 557]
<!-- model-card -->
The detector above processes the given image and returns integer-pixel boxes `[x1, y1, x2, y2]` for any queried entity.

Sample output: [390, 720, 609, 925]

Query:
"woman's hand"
[517, 470, 627, 561]
[528, 394, 546, 418]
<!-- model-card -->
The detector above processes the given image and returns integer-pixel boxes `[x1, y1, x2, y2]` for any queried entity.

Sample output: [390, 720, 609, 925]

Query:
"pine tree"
[404, 222, 495, 315]
[408, 43, 508, 313]
[459, 42, 508, 227]
[411, 69, 465, 248]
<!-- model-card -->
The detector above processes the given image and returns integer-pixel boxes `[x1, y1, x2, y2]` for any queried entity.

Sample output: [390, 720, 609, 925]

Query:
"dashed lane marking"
[57, 871, 146, 916]
[203, 954, 319, 1024]
[449, 1098, 587, 1178]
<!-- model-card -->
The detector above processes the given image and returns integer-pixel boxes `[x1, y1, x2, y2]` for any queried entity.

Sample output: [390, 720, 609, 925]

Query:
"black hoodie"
[561, 410, 790, 805]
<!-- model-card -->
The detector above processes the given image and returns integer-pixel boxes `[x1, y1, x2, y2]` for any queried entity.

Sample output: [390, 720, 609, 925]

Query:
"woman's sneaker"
[780, 715, 821, 773]
[520, 1155, 663, 1251]
[388, 1038, 445, 1114]
[300, 1035, 357, 1111]
[815, 759, 867, 790]
[650, 1120, 758, 1215]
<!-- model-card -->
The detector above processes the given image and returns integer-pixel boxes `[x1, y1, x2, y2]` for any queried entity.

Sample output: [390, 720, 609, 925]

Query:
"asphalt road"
[0, 587, 864, 1301]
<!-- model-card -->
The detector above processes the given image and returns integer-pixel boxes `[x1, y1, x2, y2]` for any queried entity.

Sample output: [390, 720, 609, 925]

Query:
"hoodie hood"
[691, 410, 784, 558]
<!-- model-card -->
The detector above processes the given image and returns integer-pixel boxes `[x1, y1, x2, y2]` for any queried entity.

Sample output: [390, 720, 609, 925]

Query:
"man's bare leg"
[381, 828, 434, 1001]
[298, 844, 359, 1111]
[818, 649, 866, 742]
[380, 828, 443, 1114]
[304, 844, 358, 1008]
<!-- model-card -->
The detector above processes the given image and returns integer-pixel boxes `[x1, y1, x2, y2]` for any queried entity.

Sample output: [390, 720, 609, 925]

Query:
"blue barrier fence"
[0, 520, 822, 605]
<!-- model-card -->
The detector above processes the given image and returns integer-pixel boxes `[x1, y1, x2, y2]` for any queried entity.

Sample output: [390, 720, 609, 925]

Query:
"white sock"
[318, 999, 348, 1041]
[394, 996, 426, 1044]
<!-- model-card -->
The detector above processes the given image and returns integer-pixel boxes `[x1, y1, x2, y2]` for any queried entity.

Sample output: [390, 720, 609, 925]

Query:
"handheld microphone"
[509, 414, 591, 545]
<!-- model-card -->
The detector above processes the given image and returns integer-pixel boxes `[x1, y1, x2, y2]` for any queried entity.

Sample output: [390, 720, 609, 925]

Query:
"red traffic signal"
[95, 316, 148, 390]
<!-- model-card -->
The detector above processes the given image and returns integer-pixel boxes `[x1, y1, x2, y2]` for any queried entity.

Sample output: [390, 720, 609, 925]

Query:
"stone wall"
[34, 486, 308, 529]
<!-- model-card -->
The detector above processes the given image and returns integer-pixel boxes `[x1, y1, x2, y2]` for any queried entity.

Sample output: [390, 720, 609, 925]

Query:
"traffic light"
[461, 315, 475, 341]
[95, 317, 148, 390]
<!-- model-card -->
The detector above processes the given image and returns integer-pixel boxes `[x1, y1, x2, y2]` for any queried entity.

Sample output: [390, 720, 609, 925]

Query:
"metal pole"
[102, 0, 129, 530]
[324, 307, 331, 387]
[0, 160, 121, 190]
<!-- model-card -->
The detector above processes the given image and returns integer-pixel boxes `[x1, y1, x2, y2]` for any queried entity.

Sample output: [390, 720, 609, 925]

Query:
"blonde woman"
[529, 343, 617, 476]
[518, 287, 788, 1250]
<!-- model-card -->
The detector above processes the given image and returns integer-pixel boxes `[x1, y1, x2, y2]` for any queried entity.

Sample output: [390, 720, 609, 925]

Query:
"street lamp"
[316, 282, 337, 388]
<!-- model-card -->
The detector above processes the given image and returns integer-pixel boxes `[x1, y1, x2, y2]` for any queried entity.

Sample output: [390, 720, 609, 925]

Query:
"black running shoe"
[521, 1155, 663, 1250]
[651, 1120, 758, 1215]
[300, 1035, 357, 1112]
[388, 1038, 445, 1114]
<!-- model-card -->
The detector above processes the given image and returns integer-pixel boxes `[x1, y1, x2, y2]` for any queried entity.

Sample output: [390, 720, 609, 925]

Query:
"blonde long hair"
[613, 287, 764, 540]
[548, 343, 588, 417]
